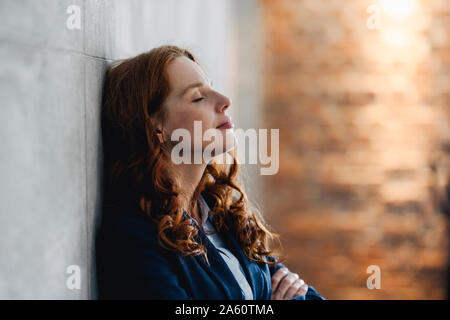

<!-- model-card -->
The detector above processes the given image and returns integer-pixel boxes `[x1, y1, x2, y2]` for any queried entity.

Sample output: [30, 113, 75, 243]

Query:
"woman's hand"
[271, 267, 308, 300]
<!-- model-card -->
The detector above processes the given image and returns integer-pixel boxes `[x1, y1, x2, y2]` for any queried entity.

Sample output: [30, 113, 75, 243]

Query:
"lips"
[216, 121, 233, 129]
[216, 117, 233, 129]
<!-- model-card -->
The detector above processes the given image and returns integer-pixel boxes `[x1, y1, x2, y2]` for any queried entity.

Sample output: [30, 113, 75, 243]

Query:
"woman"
[96, 45, 324, 300]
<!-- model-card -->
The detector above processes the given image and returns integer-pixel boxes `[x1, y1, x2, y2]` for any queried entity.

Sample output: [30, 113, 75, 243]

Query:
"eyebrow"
[179, 80, 213, 98]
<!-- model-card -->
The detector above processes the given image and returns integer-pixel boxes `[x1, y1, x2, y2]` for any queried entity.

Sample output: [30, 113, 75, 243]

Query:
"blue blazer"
[96, 197, 325, 300]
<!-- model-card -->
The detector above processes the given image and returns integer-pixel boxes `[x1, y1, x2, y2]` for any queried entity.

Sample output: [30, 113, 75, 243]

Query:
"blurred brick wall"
[261, 0, 449, 299]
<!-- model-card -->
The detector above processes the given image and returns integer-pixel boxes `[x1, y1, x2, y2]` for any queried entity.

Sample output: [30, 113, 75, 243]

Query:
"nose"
[217, 93, 231, 113]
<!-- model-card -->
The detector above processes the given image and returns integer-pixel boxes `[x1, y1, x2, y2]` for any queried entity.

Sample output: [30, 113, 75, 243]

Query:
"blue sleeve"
[265, 255, 326, 300]
[266, 255, 287, 276]
[291, 285, 326, 300]
[96, 214, 192, 300]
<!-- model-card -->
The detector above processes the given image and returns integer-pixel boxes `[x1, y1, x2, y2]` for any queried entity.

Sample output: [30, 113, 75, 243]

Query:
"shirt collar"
[197, 193, 211, 226]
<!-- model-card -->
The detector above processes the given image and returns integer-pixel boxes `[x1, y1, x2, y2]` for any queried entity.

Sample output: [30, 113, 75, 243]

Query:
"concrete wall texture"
[0, 0, 261, 299]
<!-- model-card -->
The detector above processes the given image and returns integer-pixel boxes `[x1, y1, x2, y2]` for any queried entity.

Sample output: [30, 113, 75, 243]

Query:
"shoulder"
[95, 207, 192, 299]
[96, 206, 160, 248]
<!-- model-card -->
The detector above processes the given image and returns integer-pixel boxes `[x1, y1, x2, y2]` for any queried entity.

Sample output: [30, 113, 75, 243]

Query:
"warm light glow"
[382, 28, 411, 47]
[380, 0, 416, 19]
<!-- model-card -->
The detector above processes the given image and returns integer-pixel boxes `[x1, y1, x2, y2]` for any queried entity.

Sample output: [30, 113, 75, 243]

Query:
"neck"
[173, 161, 208, 224]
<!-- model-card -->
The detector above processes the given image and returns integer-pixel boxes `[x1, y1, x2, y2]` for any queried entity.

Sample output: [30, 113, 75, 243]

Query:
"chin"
[224, 129, 236, 148]
[224, 138, 236, 153]
[204, 130, 236, 163]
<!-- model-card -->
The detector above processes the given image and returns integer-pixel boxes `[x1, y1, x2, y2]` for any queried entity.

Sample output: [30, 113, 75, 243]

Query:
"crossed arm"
[267, 256, 325, 300]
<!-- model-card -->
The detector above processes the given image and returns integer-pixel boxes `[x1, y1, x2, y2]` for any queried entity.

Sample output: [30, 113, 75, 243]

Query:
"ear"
[149, 115, 165, 144]
[156, 128, 164, 144]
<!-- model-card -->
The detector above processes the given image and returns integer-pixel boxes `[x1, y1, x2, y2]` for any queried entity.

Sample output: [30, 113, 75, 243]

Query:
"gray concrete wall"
[0, 0, 262, 299]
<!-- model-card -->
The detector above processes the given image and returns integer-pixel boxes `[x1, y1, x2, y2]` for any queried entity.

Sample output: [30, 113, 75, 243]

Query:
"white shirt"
[197, 194, 254, 300]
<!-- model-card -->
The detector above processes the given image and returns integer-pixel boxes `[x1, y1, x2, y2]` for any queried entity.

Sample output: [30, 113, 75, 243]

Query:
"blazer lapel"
[183, 210, 245, 299]
[212, 216, 261, 300]
[199, 192, 261, 299]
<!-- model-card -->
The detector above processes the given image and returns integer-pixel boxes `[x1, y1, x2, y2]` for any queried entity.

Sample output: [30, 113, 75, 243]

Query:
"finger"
[284, 278, 305, 299]
[274, 273, 299, 300]
[271, 268, 289, 294]
[295, 283, 308, 297]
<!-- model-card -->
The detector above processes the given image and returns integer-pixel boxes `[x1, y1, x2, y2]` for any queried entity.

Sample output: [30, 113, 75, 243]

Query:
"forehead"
[166, 56, 209, 91]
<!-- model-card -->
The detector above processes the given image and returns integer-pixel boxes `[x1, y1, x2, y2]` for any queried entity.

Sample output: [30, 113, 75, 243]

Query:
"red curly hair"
[101, 45, 284, 266]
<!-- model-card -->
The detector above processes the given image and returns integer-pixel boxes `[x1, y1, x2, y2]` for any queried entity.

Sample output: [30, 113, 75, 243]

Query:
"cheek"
[165, 109, 193, 134]
[169, 110, 214, 134]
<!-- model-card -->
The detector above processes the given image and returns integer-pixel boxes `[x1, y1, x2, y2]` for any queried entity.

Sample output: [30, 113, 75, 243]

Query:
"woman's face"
[160, 56, 235, 162]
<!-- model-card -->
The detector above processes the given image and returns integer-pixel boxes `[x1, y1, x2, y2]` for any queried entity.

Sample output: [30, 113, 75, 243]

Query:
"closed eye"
[192, 97, 205, 103]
